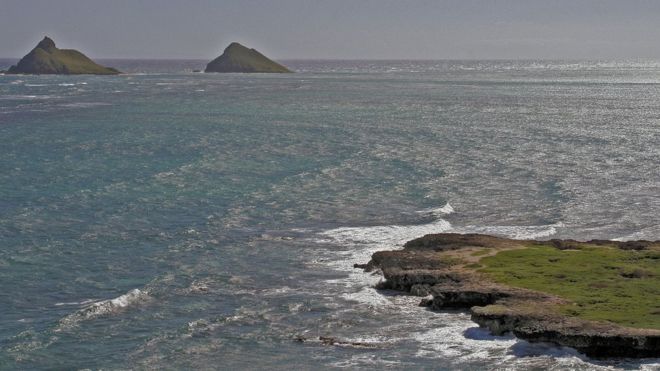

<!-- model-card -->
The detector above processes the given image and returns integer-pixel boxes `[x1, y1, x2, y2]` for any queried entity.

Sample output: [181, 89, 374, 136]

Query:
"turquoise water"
[0, 60, 659, 370]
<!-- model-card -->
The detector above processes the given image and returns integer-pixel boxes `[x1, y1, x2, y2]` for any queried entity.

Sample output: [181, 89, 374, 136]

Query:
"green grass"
[479, 245, 660, 329]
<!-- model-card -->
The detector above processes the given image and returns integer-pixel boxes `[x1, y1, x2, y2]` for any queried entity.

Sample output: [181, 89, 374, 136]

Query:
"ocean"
[0, 59, 659, 370]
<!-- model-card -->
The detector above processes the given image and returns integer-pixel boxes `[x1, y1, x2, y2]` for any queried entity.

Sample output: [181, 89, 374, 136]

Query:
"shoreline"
[358, 233, 660, 358]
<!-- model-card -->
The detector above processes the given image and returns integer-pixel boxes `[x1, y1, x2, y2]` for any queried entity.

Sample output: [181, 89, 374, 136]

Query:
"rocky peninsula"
[359, 233, 660, 358]
[7, 36, 120, 75]
[205, 42, 291, 73]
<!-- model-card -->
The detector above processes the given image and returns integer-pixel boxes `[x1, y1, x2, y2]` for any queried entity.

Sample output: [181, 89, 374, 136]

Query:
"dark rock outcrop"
[471, 304, 660, 358]
[7, 37, 120, 75]
[294, 335, 382, 349]
[205, 42, 291, 73]
[404, 233, 512, 251]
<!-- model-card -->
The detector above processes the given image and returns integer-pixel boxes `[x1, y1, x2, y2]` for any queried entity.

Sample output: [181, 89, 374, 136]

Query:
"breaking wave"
[454, 222, 564, 240]
[58, 288, 150, 329]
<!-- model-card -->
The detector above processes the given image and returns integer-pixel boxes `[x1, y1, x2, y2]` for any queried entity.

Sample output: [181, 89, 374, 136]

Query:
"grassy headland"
[364, 233, 660, 357]
[479, 244, 660, 329]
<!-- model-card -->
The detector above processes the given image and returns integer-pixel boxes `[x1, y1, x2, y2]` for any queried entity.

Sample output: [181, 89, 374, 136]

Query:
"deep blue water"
[0, 59, 659, 370]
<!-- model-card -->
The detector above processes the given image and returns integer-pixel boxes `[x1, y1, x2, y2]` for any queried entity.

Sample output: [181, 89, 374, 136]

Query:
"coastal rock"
[403, 233, 517, 251]
[471, 304, 660, 358]
[7, 37, 120, 75]
[361, 233, 660, 358]
[294, 335, 382, 349]
[409, 283, 432, 296]
[429, 287, 511, 309]
[205, 42, 292, 73]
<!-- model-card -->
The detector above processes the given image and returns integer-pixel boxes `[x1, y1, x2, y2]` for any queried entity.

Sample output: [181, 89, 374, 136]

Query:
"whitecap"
[340, 287, 391, 307]
[417, 203, 454, 217]
[54, 299, 96, 307]
[319, 218, 453, 251]
[410, 315, 517, 361]
[60, 102, 112, 108]
[453, 222, 563, 240]
[316, 218, 453, 293]
[58, 288, 150, 329]
[330, 355, 403, 368]
[313, 217, 454, 311]
[0, 94, 61, 100]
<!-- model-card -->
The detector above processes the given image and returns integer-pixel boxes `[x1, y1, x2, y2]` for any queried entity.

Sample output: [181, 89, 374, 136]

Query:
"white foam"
[340, 287, 391, 307]
[0, 94, 61, 100]
[320, 218, 453, 252]
[418, 203, 455, 217]
[454, 222, 563, 240]
[60, 102, 111, 108]
[330, 354, 402, 368]
[402, 310, 625, 370]
[54, 299, 96, 307]
[58, 288, 150, 329]
[316, 217, 452, 308]
[411, 317, 517, 361]
[613, 224, 660, 241]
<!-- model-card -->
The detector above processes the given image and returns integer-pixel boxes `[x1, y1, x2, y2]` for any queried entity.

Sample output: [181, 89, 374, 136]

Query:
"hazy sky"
[2, 0, 660, 60]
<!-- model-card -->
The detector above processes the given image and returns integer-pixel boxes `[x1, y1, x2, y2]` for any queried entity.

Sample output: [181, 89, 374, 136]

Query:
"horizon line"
[2, 57, 660, 62]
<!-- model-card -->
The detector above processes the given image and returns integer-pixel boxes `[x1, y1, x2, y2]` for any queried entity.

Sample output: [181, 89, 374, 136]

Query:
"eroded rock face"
[471, 305, 660, 358]
[360, 233, 660, 358]
[369, 249, 465, 291]
[205, 42, 291, 73]
[7, 36, 120, 75]
[429, 288, 510, 309]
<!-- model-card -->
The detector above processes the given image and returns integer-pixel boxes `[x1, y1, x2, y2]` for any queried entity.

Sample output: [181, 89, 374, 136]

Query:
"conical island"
[7, 36, 120, 75]
[205, 42, 291, 73]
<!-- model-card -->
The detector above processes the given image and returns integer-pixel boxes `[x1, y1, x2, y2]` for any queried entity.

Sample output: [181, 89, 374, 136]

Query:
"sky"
[1, 0, 660, 60]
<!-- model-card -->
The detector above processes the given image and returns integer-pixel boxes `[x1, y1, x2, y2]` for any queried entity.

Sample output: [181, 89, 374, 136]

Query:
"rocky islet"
[6, 36, 120, 75]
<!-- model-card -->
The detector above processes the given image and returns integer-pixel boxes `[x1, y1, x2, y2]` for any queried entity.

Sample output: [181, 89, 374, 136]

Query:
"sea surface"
[0, 59, 659, 370]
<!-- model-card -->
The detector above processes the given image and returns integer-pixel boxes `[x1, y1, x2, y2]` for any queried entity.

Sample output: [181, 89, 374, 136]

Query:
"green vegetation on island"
[205, 42, 292, 73]
[480, 243, 660, 329]
[7, 36, 120, 75]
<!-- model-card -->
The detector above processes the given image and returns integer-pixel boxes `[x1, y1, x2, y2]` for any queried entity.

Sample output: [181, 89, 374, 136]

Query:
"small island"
[205, 42, 292, 73]
[359, 233, 660, 358]
[6, 36, 120, 75]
